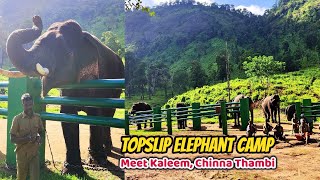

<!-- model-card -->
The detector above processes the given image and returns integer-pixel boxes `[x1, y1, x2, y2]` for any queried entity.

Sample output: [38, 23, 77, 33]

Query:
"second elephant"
[262, 95, 281, 123]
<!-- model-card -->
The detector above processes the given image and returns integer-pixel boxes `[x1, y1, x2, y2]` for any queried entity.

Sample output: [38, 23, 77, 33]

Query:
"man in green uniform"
[10, 93, 44, 180]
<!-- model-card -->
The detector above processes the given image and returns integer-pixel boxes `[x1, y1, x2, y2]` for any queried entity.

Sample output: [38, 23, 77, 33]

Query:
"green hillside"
[165, 68, 320, 108]
[126, 0, 320, 102]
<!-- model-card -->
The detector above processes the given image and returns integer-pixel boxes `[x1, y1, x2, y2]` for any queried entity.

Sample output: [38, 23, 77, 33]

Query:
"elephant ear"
[82, 31, 102, 58]
[82, 31, 103, 76]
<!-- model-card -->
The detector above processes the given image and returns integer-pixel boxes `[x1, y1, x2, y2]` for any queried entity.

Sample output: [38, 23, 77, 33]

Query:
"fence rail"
[127, 98, 251, 135]
[1, 77, 125, 168]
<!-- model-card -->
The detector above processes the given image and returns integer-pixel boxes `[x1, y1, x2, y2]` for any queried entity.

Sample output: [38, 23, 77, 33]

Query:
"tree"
[146, 62, 171, 100]
[216, 51, 227, 81]
[101, 31, 125, 58]
[171, 68, 190, 94]
[189, 60, 207, 89]
[243, 55, 285, 96]
[125, 50, 139, 98]
[132, 62, 147, 100]
[125, 0, 155, 16]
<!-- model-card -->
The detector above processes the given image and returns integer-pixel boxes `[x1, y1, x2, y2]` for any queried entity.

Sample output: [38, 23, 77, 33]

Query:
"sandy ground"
[125, 122, 320, 180]
[2, 119, 320, 180]
[0, 120, 124, 170]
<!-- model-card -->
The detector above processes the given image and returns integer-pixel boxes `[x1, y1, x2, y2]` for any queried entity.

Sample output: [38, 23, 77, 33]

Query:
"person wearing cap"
[299, 114, 310, 135]
[10, 93, 44, 180]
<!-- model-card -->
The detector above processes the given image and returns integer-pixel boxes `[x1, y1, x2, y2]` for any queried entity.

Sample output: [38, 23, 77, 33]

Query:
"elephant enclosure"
[125, 122, 320, 180]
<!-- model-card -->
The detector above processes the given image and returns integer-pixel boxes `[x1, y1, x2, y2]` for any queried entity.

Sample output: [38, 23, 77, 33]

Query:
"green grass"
[165, 68, 320, 109]
[126, 90, 171, 110]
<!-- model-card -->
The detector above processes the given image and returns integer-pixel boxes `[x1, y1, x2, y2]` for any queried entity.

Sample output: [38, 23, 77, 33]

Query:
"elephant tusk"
[36, 63, 49, 76]
[0, 68, 26, 78]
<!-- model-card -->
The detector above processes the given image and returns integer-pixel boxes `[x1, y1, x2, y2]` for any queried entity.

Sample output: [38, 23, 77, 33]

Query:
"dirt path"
[125, 122, 320, 180]
[0, 120, 124, 164]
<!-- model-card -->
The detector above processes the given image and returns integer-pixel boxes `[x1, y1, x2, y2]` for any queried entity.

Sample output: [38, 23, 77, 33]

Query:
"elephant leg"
[178, 119, 181, 129]
[182, 119, 185, 129]
[60, 106, 85, 176]
[144, 120, 147, 128]
[272, 110, 277, 123]
[237, 113, 240, 126]
[137, 123, 141, 130]
[150, 118, 153, 127]
[87, 126, 108, 166]
[86, 107, 112, 166]
[264, 108, 270, 122]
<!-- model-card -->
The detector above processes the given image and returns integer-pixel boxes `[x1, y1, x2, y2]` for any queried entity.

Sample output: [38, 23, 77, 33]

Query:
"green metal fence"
[127, 98, 251, 136]
[2, 77, 125, 168]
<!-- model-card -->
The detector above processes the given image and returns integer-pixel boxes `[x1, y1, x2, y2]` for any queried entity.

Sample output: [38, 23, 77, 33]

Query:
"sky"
[143, 0, 277, 15]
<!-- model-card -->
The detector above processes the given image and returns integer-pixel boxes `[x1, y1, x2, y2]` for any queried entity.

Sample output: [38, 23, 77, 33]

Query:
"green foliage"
[165, 68, 320, 109]
[101, 31, 125, 57]
[243, 56, 285, 78]
[189, 60, 207, 88]
[126, 0, 320, 103]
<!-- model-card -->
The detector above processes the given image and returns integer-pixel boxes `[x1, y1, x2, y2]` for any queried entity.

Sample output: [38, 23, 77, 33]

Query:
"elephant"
[130, 102, 153, 130]
[2, 16, 124, 176]
[232, 94, 254, 126]
[176, 102, 188, 129]
[285, 104, 296, 121]
[261, 95, 280, 123]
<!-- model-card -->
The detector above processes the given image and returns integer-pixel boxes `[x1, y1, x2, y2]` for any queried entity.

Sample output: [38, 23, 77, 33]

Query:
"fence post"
[6, 77, 45, 168]
[302, 99, 313, 130]
[125, 111, 130, 135]
[192, 103, 201, 130]
[153, 107, 162, 131]
[220, 101, 228, 135]
[240, 98, 250, 131]
[167, 109, 172, 135]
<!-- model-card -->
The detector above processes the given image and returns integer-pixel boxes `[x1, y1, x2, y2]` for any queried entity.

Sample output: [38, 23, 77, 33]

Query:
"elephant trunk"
[2, 16, 43, 77]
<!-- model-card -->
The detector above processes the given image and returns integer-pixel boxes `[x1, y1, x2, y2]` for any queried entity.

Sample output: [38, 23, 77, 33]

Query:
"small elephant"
[285, 104, 296, 121]
[232, 94, 254, 126]
[130, 102, 153, 130]
[262, 95, 281, 123]
[176, 102, 188, 129]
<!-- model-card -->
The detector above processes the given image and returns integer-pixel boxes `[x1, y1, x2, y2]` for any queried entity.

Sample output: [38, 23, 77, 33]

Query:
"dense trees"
[126, 0, 319, 101]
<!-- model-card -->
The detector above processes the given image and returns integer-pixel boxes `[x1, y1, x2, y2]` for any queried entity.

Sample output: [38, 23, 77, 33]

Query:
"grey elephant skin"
[232, 94, 254, 126]
[261, 95, 280, 123]
[5, 16, 124, 175]
[130, 102, 153, 130]
[285, 104, 296, 121]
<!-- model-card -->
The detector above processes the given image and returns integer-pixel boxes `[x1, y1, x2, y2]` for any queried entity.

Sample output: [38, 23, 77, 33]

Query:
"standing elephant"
[130, 102, 153, 130]
[232, 94, 254, 126]
[285, 104, 296, 121]
[176, 102, 188, 129]
[2, 16, 124, 176]
[262, 95, 281, 123]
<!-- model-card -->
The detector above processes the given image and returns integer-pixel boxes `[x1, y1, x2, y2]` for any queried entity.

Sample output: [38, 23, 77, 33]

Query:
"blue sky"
[143, 0, 277, 15]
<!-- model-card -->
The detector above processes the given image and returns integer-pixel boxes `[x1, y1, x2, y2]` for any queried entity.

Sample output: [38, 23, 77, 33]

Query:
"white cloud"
[235, 5, 267, 15]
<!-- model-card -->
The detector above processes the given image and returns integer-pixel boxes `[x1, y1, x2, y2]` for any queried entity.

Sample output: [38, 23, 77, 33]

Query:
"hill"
[165, 68, 320, 108]
[125, 0, 320, 101]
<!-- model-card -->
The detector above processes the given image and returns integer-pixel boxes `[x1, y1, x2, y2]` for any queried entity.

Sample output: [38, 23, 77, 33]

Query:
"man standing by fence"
[10, 93, 44, 180]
